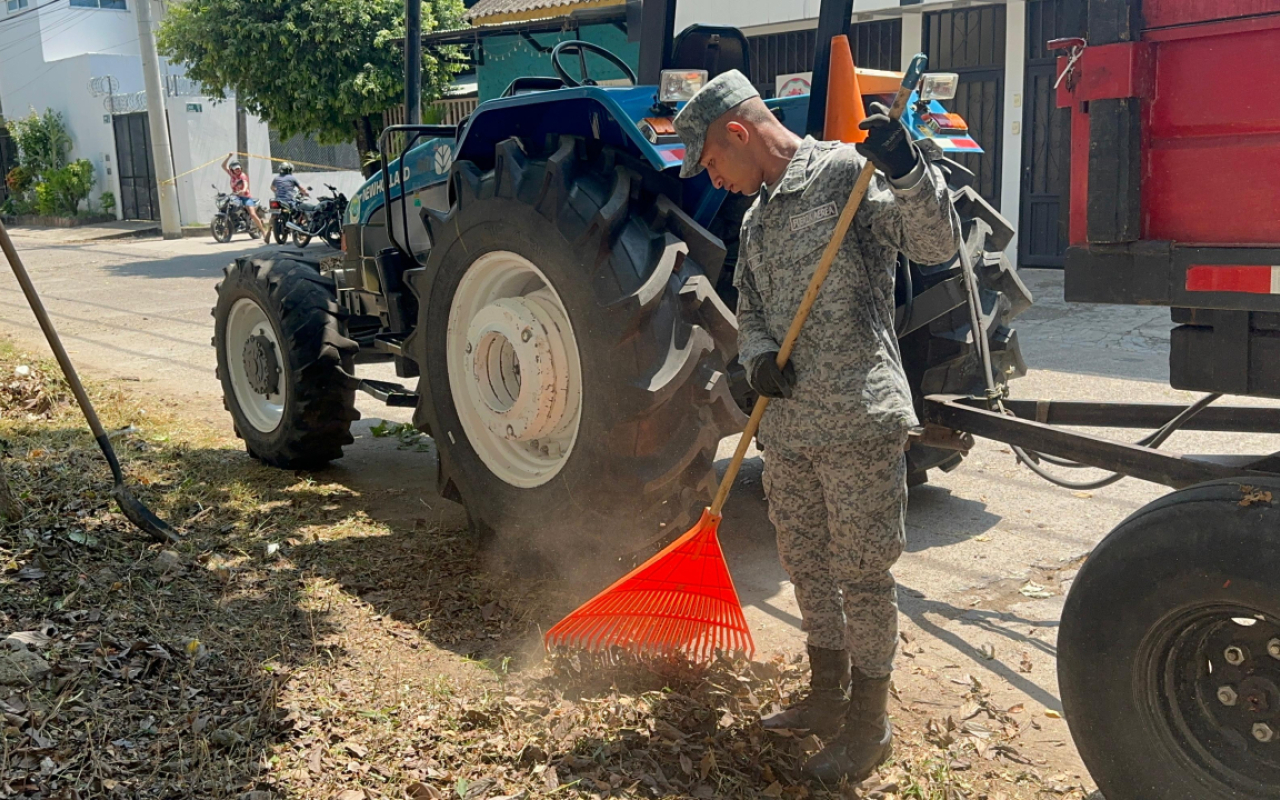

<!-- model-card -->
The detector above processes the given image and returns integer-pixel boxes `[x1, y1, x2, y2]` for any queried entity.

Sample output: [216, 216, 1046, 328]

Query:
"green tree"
[6, 109, 72, 178]
[158, 0, 465, 175]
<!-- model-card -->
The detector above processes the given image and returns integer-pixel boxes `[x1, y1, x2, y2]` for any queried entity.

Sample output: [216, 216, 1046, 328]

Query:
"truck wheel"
[409, 137, 745, 567]
[900, 186, 1031, 481]
[213, 256, 360, 468]
[1059, 478, 1280, 800]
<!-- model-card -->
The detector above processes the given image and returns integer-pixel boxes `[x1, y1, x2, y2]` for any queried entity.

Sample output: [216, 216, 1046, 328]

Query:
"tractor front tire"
[213, 256, 360, 469]
[408, 137, 745, 568]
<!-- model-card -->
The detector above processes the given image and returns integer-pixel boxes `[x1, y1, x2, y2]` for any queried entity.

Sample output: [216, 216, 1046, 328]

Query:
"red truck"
[919, 2, 1280, 798]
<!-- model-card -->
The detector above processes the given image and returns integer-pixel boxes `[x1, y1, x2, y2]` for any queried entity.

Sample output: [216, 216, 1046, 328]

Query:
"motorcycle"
[285, 184, 347, 249]
[211, 185, 267, 243]
[269, 194, 306, 246]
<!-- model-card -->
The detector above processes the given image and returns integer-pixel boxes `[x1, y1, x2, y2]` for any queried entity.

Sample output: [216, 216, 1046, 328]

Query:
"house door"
[923, 5, 1006, 209]
[1019, 0, 1077, 267]
[113, 112, 159, 221]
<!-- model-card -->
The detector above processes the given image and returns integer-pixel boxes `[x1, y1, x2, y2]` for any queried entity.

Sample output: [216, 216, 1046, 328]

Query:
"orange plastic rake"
[545, 50, 930, 665]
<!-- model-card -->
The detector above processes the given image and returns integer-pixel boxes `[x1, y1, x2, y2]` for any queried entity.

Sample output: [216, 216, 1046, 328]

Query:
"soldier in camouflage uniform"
[674, 70, 959, 783]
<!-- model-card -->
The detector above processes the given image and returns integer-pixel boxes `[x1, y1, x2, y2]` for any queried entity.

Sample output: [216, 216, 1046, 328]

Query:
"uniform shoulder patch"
[789, 201, 838, 232]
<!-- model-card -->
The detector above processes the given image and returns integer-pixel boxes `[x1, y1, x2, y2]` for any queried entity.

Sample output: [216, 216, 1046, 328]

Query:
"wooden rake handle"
[708, 53, 929, 516]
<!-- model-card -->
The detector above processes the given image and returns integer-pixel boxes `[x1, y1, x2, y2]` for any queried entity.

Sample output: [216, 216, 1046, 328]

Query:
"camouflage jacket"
[734, 136, 959, 449]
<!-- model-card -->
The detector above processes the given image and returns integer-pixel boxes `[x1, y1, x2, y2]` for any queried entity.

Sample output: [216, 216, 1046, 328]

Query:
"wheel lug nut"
[506, 425, 515, 438]
[1253, 723, 1275, 743]
[521, 328, 532, 343]
[1224, 646, 1247, 666]
[1268, 639, 1280, 661]
[465, 342, 473, 354]
[1217, 686, 1238, 707]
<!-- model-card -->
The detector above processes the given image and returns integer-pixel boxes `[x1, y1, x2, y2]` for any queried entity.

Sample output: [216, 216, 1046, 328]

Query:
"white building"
[0, 0, 271, 224]
[679, 0, 1076, 268]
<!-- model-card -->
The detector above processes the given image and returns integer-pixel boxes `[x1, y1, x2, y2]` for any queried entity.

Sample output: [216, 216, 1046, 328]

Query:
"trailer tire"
[1058, 478, 1280, 800]
[213, 256, 360, 469]
[408, 137, 745, 569]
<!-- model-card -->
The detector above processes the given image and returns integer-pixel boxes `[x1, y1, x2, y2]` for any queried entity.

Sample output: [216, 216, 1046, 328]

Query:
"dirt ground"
[1, 341, 1092, 800]
[5, 229, 1277, 799]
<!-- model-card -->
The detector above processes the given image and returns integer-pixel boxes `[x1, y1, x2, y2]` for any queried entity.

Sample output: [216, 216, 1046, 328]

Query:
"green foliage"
[99, 191, 116, 214]
[157, 0, 466, 148]
[6, 109, 71, 178]
[5, 165, 32, 195]
[34, 160, 96, 216]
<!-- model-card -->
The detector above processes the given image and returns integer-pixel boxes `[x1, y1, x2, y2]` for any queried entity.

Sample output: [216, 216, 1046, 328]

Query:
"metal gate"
[1019, 0, 1080, 267]
[112, 112, 159, 221]
[923, 5, 1006, 208]
[747, 19, 902, 98]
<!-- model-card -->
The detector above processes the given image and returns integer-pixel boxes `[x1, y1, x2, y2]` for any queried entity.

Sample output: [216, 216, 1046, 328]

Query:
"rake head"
[544, 510, 754, 664]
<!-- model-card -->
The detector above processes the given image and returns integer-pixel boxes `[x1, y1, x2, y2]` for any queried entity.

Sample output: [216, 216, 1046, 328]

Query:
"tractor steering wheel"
[550, 40, 637, 88]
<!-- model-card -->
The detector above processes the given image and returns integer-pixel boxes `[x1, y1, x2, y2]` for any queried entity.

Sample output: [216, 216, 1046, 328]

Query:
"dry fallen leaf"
[1019, 581, 1053, 599]
[762, 781, 784, 798]
[1044, 708, 1062, 719]
[1240, 486, 1274, 506]
[700, 749, 716, 781]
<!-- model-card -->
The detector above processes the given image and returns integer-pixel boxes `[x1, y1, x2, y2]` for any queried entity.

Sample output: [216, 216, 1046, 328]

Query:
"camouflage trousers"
[762, 431, 909, 678]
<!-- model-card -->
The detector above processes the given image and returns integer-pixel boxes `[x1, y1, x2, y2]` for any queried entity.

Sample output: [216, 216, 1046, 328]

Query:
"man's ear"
[725, 120, 750, 145]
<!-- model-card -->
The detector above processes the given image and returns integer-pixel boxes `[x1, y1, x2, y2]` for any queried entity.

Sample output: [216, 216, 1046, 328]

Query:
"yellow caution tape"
[160, 151, 357, 186]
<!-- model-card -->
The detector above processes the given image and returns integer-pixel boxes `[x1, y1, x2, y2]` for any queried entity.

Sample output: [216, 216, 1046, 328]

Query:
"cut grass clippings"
[0, 338, 1092, 800]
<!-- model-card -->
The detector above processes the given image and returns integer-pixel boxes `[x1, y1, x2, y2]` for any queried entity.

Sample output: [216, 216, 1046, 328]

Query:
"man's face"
[699, 121, 763, 195]
[231, 166, 242, 176]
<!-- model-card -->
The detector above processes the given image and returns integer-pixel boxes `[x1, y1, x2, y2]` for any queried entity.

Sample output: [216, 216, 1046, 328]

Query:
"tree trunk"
[354, 116, 379, 178]
[0, 460, 22, 523]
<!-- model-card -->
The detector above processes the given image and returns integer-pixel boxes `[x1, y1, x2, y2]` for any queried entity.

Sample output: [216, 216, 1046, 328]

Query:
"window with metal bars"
[747, 19, 902, 98]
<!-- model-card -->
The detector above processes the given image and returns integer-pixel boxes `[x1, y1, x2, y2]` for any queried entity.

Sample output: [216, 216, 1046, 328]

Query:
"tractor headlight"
[919, 73, 959, 102]
[660, 70, 708, 104]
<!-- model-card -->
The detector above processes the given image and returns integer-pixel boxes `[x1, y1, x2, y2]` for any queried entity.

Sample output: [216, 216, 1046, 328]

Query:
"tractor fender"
[454, 86, 679, 174]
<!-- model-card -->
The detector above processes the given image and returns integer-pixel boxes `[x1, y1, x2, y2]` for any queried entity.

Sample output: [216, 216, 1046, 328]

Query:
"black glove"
[748, 353, 797, 400]
[856, 102, 920, 180]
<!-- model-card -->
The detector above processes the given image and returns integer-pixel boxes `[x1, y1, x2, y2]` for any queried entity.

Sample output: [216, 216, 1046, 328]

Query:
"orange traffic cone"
[824, 35, 868, 144]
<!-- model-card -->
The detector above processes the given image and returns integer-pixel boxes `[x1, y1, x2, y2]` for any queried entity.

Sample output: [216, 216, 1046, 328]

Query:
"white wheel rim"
[446, 251, 584, 488]
[226, 297, 286, 433]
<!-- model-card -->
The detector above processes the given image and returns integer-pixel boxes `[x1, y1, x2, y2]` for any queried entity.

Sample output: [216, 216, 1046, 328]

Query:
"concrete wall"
[39, 2, 141, 62]
[476, 22, 639, 102]
[290, 171, 367, 203]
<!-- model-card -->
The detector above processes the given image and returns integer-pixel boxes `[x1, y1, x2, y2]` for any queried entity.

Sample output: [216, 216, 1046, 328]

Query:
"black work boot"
[803, 668, 893, 785]
[760, 645, 850, 737]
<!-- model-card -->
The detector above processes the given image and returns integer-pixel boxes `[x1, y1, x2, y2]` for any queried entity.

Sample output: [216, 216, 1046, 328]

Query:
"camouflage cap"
[672, 69, 760, 179]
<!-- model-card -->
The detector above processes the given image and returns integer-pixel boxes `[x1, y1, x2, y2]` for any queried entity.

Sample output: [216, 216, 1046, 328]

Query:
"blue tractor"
[212, 4, 1030, 566]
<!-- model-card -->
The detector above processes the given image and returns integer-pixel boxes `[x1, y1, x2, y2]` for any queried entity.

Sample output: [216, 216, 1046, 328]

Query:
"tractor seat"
[501, 76, 566, 97]
[670, 25, 751, 80]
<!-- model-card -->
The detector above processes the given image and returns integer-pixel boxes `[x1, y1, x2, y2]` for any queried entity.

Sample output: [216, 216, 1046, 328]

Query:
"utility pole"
[135, 0, 181, 238]
[405, 0, 422, 125]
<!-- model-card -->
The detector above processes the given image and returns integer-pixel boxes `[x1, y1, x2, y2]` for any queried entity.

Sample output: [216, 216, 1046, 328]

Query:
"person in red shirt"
[221, 154, 267, 239]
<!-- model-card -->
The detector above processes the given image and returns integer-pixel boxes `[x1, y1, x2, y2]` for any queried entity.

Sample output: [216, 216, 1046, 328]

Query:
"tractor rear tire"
[213, 256, 360, 469]
[900, 186, 1031, 481]
[1058, 478, 1280, 800]
[408, 136, 745, 569]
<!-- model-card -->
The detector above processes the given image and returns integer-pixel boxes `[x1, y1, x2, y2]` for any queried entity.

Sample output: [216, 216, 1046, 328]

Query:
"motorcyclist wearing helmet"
[221, 153, 267, 238]
[270, 161, 310, 205]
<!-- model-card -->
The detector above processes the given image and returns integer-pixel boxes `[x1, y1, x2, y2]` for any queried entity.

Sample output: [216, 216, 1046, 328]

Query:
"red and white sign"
[1186, 265, 1280, 295]
[776, 72, 813, 97]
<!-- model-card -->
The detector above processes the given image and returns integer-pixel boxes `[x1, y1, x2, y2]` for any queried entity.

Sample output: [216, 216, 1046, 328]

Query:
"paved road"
[3, 230, 1278, 784]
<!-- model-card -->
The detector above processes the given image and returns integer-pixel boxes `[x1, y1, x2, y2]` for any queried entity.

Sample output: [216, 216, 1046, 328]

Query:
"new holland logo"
[790, 202, 838, 232]
[433, 143, 453, 175]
